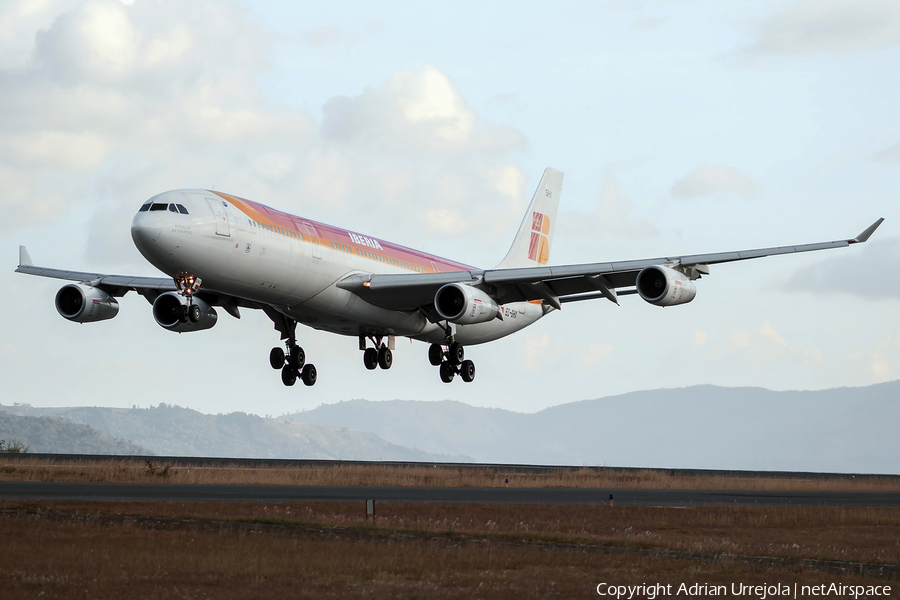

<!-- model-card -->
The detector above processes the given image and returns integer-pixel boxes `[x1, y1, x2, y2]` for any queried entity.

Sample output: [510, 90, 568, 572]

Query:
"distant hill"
[0, 403, 469, 461]
[0, 412, 150, 455]
[285, 381, 900, 473]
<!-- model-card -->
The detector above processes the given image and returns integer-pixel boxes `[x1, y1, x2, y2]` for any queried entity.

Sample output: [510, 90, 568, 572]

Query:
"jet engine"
[635, 265, 697, 307]
[55, 284, 119, 323]
[434, 283, 500, 324]
[152, 292, 218, 332]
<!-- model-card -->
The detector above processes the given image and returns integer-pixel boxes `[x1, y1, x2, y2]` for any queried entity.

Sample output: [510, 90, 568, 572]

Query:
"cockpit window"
[176, 204, 189, 214]
[168, 204, 178, 212]
[138, 203, 151, 212]
[149, 203, 168, 211]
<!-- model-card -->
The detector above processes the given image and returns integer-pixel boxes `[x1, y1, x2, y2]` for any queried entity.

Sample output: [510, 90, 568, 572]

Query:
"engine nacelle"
[55, 284, 119, 323]
[636, 265, 697, 307]
[152, 292, 218, 332]
[434, 283, 500, 324]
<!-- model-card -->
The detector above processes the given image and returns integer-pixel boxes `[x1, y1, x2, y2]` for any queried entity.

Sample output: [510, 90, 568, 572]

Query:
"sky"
[2, 0, 899, 417]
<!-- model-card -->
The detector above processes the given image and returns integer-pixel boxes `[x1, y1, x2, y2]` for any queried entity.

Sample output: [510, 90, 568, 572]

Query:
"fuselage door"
[302, 222, 322, 259]
[205, 197, 230, 237]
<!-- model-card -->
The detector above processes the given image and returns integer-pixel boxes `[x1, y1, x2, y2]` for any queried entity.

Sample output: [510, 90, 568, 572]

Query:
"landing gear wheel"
[269, 347, 285, 369]
[448, 342, 464, 366]
[178, 305, 189, 323]
[439, 361, 455, 383]
[281, 365, 297, 386]
[188, 304, 201, 323]
[289, 346, 305, 370]
[301, 364, 317, 386]
[377, 347, 393, 370]
[428, 344, 443, 366]
[363, 348, 378, 370]
[460, 360, 475, 383]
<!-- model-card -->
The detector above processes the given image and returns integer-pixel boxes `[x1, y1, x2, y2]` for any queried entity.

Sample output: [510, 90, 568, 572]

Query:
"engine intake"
[152, 292, 217, 332]
[434, 283, 500, 324]
[636, 265, 697, 307]
[55, 284, 119, 323]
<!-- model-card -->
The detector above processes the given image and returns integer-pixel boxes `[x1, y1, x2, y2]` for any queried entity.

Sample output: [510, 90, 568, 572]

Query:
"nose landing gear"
[428, 341, 475, 383]
[173, 273, 203, 323]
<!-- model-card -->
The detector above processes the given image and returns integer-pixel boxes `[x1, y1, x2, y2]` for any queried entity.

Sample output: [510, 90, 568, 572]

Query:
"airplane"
[16, 168, 883, 386]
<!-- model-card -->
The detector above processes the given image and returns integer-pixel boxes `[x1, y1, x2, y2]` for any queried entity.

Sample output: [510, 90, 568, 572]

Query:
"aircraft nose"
[131, 210, 162, 252]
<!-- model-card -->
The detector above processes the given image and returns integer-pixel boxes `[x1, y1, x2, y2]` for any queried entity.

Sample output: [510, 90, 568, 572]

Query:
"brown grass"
[1, 501, 895, 599]
[5, 500, 900, 565]
[2, 456, 898, 492]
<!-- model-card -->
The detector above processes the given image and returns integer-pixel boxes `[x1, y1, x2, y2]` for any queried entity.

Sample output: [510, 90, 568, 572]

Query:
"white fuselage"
[130, 189, 544, 344]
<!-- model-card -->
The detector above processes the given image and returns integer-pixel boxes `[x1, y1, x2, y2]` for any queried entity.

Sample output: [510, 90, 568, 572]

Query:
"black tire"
[188, 304, 201, 323]
[378, 347, 393, 370]
[269, 347, 285, 369]
[449, 342, 464, 366]
[439, 361, 455, 383]
[460, 360, 475, 383]
[281, 365, 297, 386]
[363, 347, 378, 370]
[178, 304, 189, 323]
[301, 364, 317, 386]
[289, 346, 305, 370]
[428, 343, 443, 366]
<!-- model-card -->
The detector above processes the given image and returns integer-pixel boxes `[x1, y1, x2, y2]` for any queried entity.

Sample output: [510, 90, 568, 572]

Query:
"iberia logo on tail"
[528, 212, 550, 264]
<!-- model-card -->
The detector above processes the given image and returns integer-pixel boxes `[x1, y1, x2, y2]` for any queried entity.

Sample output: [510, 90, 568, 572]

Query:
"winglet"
[850, 218, 884, 244]
[18, 245, 33, 267]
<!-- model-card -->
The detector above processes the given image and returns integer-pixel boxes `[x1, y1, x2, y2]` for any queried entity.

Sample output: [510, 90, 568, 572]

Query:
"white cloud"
[423, 208, 470, 236]
[671, 164, 757, 200]
[692, 329, 708, 347]
[520, 333, 565, 371]
[759, 321, 787, 347]
[298, 23, 383, 48]
[558, 171, 658, 240]
[582, 343, 613, 369]
[629, 15, 667, 31]
[6, 130, 110, 169]
[34, 0, 139, 83]
[742, 0, 900, 57]
[782, 236, 900, 300]
[0, 2, 529, 270]
[873, 141, 900, 164]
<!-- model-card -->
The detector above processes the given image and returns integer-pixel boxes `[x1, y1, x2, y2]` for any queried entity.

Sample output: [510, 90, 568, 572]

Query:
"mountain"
[0, 403, 469, 461]
[285, 381, 900, 473]
[0, 412, 150, 455]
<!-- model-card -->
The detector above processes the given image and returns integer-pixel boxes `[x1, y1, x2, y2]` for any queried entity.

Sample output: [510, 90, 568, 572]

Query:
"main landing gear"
[361, 335, 393, 371]
[269, 319, 316, 387]
[429, 341, 475, 384]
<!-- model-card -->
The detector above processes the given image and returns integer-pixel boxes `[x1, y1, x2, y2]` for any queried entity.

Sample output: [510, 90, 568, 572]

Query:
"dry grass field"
[1, 500, 896, 599]
[1, 459, 897, 597]
[2, 456, 899, 492]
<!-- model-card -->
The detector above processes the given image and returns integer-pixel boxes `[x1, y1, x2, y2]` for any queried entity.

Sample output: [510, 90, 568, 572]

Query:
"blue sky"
[1, 0, 899, 416]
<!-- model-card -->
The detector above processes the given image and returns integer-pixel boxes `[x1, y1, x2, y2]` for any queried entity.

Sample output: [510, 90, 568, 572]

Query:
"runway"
[2, 482, 898, 507]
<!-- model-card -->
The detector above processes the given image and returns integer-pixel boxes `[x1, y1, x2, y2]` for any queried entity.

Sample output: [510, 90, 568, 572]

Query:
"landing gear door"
[302, 222, 322, 259]
[206, 198, 230, 237]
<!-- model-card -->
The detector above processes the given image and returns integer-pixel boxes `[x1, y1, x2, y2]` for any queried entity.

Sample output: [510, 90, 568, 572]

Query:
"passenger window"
[177, 204, 189, 215]
[138, 203, 151, 212]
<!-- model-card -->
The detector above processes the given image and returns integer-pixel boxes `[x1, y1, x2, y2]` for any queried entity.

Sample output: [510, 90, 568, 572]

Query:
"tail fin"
[495, 168, 563, 269]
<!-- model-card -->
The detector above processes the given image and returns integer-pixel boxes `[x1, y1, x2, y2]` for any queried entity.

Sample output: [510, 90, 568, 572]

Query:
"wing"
[337, 218, 885, 311]
[15, 246, 251, 319]
[15, 245, 176, 300]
